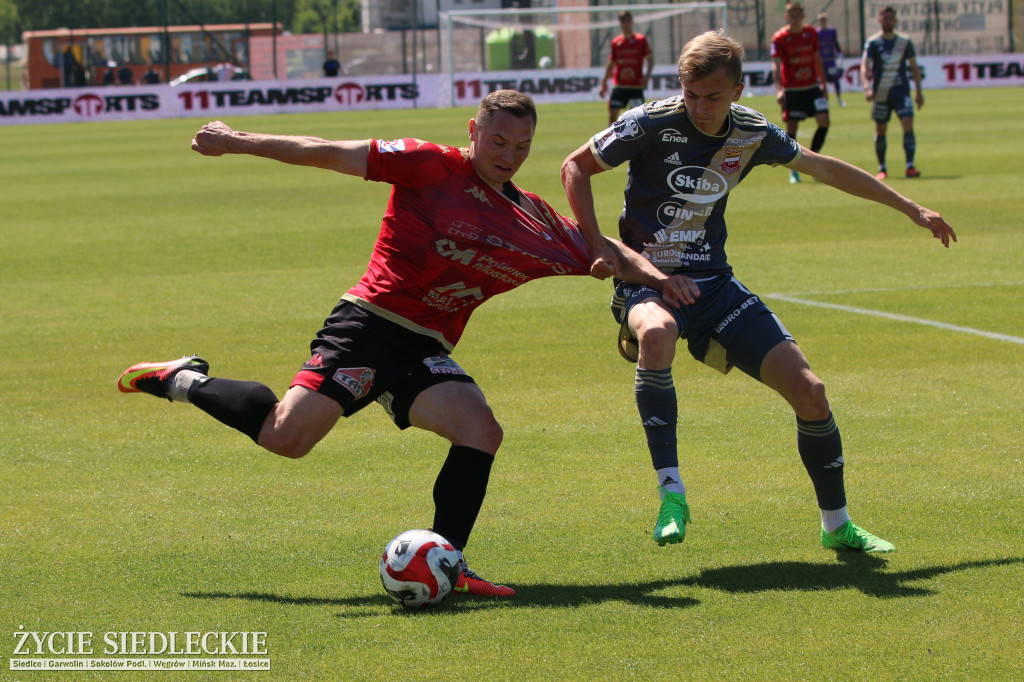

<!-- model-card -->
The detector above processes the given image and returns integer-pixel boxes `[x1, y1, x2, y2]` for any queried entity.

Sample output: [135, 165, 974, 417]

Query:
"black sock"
[432, 445, 494, 551]
[796, 412, 847, 510]
[810, 126, 829, 153]
[189, 378, 279, 443]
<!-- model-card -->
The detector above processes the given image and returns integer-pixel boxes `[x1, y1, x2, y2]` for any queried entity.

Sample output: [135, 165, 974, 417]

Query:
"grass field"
[1, 87, 1022, 680]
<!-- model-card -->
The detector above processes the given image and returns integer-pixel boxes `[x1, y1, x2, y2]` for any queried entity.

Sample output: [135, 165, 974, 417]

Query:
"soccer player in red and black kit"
[772, 2, 830, 183]
[118, 90, 697, 598]
[599, 11, 654, 125]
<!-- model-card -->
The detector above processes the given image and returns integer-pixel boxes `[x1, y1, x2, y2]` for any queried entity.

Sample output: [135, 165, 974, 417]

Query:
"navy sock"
[810, 126, 828, 153]
[796, 412, 847, 510]
[635, 368, 678, 470]
[432, 446, 494, 551]
[903, 130, 917, 167]
[189, 378, 279, 443]
[875, 135, 887, 169]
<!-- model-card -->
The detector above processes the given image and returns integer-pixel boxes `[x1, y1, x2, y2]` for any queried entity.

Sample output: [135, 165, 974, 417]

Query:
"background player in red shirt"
[772, 2, 830, 183]
[599, 11, 654, 124]
[118, 90, 697, 598]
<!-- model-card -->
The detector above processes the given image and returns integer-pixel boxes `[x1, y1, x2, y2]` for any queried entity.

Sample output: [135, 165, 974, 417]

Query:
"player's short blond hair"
[677, 30, 745, 85]
[476, 89, 537, 127]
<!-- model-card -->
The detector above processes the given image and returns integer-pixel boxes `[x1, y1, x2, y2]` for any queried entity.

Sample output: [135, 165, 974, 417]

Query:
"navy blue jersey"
[590, 97, 800, 278]
[863, 31, 916, 99]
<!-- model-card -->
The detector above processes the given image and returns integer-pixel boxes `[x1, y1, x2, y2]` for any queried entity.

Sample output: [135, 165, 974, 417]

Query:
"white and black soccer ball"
[379, 529, 461, 609]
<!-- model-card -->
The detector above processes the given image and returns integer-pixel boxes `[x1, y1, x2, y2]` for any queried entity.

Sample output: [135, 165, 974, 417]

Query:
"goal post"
[439, 2, 728, 107]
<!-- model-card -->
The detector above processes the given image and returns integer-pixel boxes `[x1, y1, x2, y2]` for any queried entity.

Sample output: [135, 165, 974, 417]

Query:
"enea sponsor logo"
[668, 166, 727, 203]
[0, 92, 159, 118]
[660, 128, 687, 143]
[334, 82, 418, 106]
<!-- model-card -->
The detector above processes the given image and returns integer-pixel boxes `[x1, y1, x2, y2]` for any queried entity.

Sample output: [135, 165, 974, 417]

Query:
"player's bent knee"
[794, 379, 830, 420]
[461, 414, 503, 454]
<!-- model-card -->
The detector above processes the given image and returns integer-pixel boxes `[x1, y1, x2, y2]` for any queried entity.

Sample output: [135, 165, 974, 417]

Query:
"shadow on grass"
[678, 554, 1023, 598]
[181, 555, 1022, 614]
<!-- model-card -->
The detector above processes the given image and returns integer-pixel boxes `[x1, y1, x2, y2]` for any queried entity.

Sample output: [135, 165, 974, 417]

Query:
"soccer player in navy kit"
[119, 90, 696, 597]
[862, 5, 926, 179]
[562, 30, 956, 554]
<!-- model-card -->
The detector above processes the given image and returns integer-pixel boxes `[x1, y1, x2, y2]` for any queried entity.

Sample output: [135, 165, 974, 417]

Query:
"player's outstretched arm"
[606, 238, 700, 307]
[791, 148, 958, 247]
[191, 120, 370, 177]
[561, 143, 623, 279]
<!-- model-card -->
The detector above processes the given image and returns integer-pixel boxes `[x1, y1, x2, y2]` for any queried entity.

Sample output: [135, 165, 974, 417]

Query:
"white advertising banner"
[2, 54, 1021, 126]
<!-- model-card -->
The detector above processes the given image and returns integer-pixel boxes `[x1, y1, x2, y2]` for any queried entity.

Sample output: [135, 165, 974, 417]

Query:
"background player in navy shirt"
[562, 30, 956, 554]
[861, 5, 926, 179]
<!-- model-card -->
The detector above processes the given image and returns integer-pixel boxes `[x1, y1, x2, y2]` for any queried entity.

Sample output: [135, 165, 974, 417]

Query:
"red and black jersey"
[343, 138, 590, 351]
[610, 33, 652, 87]
[771, 26, 821, 90]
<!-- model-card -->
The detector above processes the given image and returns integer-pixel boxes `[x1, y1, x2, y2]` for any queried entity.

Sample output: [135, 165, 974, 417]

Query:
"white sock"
[656, 467, 685, 497]
[167, 370, 207, 403]
[821, 507, 851, 533]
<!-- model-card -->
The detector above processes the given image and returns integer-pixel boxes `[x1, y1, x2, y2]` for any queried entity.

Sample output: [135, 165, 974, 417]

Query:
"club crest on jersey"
[333, 367, 375, 399]
[721, 149, 741, 175]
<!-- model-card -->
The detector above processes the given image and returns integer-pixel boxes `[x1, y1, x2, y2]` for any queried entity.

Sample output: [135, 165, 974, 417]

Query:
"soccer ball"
[379, 529, 461, 609]
[538, 56, 553, 69]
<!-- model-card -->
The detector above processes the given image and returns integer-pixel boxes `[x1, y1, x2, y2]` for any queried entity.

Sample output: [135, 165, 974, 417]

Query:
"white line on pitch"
[766, 294, 1024, 345]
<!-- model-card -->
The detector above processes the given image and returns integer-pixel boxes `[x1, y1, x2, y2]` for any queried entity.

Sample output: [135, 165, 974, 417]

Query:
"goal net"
[439, 2, 728, 107]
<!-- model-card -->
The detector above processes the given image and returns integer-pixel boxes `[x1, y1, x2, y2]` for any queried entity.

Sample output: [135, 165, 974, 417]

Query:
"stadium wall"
[2, 54, 1021, 126]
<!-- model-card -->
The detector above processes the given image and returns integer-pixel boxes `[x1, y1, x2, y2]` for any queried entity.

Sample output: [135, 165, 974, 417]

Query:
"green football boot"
[653, 488, 690, 546]
[821, 520, 895, 553]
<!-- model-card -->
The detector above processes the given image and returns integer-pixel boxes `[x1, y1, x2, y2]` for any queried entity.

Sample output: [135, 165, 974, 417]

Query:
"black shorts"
[612, 274, 794, 380]
[609, 86, 645, 110]
[782, 86, 829, 121]
[291, 301, 475, 429]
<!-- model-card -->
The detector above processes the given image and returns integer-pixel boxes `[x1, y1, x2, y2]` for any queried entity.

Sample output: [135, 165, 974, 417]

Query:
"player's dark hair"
[879, 5, 897, 16]
[677, 29, 745, 85]
[476, 89, 537, 127]
[619, 11, 633, 22]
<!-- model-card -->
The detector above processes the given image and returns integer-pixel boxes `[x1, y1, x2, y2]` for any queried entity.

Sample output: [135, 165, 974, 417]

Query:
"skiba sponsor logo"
[668, 166, 727, 203]
[333, 367, 375, 398]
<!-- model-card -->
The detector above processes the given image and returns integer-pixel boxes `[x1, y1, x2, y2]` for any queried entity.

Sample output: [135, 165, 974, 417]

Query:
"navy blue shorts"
[291, 301, 475, 429]
[612, 275, 794, 380]
[871, 87, 914, 122]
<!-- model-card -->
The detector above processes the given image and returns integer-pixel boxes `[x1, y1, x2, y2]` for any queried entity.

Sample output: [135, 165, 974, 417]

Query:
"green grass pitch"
[1, 87, 1022, 680]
